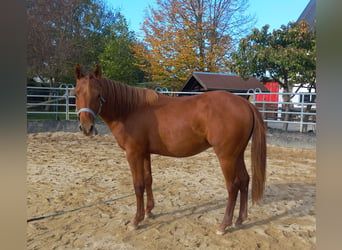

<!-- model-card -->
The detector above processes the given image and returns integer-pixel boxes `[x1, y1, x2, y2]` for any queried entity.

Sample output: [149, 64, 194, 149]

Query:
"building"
[181, 72, 269, 94]
[297, 0, 316, 28]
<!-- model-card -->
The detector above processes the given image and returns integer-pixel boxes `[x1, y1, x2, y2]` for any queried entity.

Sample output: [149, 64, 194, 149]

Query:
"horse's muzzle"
[79, 123, 97, 136]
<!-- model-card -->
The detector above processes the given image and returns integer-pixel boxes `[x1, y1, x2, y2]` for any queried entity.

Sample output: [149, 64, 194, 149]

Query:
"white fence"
[252, 91, 316, 133]
[27, 85, 76, 120]
[27, 86, 316, 133]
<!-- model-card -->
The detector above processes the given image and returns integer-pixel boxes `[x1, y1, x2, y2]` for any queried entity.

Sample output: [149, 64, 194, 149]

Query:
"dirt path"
[27, 132, 316, 249]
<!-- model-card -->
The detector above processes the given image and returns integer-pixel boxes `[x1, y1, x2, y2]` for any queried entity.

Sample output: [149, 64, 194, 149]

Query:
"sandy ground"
[27, 132, 316, 249]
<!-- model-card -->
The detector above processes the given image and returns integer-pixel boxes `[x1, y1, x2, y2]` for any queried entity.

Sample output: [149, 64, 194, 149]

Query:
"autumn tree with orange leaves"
[135, 0, 254, 89]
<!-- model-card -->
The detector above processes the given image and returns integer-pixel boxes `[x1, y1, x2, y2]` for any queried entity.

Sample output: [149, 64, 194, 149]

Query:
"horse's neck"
[99, 79, 131, 122]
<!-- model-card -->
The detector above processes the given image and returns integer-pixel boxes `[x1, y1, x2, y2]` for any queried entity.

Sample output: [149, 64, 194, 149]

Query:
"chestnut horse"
[74, 64, 266, 235]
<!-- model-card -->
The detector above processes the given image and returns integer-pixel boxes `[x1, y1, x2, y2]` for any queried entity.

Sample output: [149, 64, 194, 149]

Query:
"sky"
[105, 0, 310, 38]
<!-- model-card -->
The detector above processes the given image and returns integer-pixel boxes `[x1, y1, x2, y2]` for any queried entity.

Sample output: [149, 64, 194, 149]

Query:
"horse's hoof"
[235, 219, 243, 226]
[215, 229, 225, 235]
[128, 224, 138, 230]
[145, 212, 154, 219]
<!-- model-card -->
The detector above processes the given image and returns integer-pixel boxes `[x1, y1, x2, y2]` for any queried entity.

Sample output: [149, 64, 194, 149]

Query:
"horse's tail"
[249, 103, 267, 204]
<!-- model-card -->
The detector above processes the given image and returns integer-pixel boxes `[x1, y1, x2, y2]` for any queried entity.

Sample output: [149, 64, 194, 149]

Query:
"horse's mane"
[99, 77, 159, 118]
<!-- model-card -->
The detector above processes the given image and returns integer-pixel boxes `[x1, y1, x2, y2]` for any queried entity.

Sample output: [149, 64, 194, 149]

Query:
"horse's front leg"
[144, 154, 154, 218]
[126, 151, 145, 229]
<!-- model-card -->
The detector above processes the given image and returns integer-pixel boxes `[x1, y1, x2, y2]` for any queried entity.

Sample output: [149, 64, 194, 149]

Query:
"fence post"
[299, 93, 305, 133]
[247, 89, 256, 105]
[65, 85, 69, 120]
[60, 83, 73, 121]
[54, 90, 58, 121]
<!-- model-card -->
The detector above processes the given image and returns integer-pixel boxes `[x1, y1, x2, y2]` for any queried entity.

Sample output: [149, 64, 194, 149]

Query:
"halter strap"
[77, 95, 105, 119]
[77, 108, 97, 119]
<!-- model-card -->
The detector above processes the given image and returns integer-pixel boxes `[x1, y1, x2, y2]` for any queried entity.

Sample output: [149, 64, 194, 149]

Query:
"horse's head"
[74, 64, 105, 136]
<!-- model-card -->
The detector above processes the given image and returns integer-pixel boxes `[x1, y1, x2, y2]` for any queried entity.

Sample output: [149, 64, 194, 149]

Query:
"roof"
[181, 72, 269, 93]
[297, 0, 316, 28]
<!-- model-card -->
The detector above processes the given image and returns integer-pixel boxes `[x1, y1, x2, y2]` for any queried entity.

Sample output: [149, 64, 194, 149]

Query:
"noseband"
[77, 95, 105, 119]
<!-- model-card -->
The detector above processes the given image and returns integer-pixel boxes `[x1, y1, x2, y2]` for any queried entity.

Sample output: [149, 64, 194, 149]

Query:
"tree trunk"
[302, 104, 313, 133]
[281, 79, 291, 131]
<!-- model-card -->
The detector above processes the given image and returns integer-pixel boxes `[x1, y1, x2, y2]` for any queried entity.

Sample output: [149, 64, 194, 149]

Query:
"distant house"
[293, 0, 316, 101]
[181, 72, 269, 94]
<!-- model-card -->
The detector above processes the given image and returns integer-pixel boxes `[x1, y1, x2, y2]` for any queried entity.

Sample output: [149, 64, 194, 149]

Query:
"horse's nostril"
[89, 125, 94, 133]
[79, 124, 83, 131]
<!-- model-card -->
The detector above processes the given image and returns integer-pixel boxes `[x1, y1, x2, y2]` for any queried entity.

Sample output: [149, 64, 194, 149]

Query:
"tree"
[98, 13, 150, 84]
[27, 0, 119, 86]
[231, 21, 316, 130]
[137, 0, 254, 89]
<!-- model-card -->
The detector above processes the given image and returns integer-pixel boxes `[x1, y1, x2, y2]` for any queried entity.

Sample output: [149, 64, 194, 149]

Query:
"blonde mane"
[99, 77, 159, 118]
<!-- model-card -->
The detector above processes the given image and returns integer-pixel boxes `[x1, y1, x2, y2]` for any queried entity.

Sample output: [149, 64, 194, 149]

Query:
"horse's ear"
[74, 64, 84, 79]
[94, 65, 102, 80]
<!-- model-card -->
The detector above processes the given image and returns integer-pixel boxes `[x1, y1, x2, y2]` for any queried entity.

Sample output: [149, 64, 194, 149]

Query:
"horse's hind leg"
[144, 154, 155, 218]
[215, 155, 240, 235]
[235, 156, 250, 226]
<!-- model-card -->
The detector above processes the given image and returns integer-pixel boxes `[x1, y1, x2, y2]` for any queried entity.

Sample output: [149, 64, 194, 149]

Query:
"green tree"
[98, 13, 150, 84]
[231, 21, 316, 130]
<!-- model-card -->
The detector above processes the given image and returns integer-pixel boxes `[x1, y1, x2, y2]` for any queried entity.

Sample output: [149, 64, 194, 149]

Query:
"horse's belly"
[150, 134, 210, 157]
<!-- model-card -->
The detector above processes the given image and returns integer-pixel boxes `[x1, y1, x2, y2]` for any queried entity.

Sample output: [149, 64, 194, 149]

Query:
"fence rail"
[27, 86, 316, 133]
[27, 85, 76, 120]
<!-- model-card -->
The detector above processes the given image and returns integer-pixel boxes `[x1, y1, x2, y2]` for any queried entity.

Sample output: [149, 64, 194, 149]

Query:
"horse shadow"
[138, 182, 316, 233]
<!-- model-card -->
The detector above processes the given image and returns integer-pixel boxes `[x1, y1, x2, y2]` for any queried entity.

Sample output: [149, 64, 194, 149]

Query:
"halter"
[77, 95, 105, 119]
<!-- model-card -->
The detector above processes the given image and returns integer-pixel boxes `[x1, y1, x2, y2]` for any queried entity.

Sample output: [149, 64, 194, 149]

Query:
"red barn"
[255, 82, 280, 102]
[255, 82, 280, 120]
